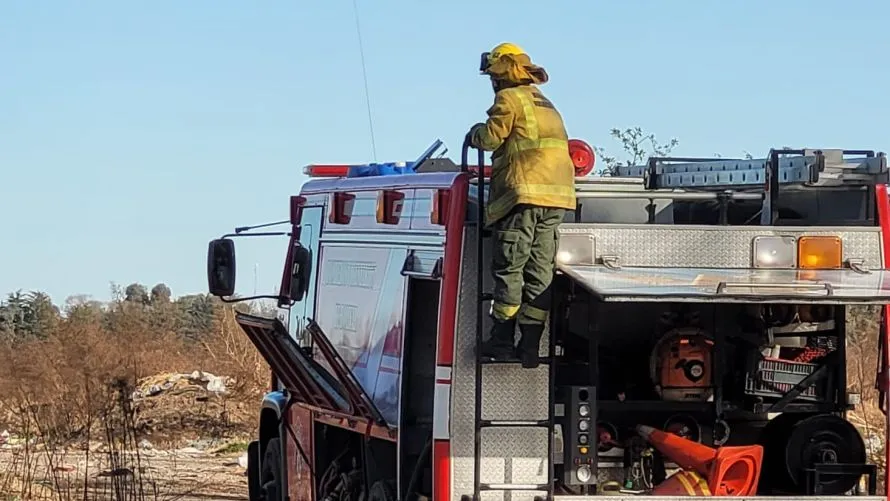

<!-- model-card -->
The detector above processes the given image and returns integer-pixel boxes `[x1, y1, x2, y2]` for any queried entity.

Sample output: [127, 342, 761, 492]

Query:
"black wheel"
[261, 438, 282, 501]
[784, 415, 866, 495]
[759, 413, 809, 493]
[366, 480, 396, 501]
[760, 413, 867, 495]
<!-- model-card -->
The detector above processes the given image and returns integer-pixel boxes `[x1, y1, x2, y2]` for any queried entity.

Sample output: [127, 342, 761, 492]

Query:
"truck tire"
[367, 480, 396, 501]
[261, 438, 282, 501]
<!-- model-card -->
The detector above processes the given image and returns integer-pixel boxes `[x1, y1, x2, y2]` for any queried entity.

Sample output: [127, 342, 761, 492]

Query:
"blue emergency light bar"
[303, 162, 417, 178]
[348, 162, 417, 178]
[303, 140, 447, 179]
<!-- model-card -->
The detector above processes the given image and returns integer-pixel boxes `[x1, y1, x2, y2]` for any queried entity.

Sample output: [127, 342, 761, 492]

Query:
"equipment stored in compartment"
[759, 413, 868, 495]
[649, 328, 714, 402]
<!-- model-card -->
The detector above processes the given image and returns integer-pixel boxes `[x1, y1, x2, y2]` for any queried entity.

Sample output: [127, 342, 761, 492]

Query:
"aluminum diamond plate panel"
[482, 365, 549, 422]
[558, 224, 883, 269]
[451, 227, 552, 501]
[479, 427, 549, 484]
[479, 490, 546, 501]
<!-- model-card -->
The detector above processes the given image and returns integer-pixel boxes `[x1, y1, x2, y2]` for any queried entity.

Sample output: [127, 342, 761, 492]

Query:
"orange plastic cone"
[651, 471, 712, 496]
[637, 425, 763, 496]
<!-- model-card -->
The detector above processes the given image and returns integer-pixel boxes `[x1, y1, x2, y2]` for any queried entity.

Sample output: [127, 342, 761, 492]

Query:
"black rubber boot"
[480, 318, 516, 360]
[516, 323, 545, 368]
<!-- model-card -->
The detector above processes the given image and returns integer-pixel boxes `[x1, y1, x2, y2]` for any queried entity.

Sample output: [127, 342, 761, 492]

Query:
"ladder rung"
[480, 357, 551, 365]
[480, 419, 549, 428]
[481, 483, 549, 491]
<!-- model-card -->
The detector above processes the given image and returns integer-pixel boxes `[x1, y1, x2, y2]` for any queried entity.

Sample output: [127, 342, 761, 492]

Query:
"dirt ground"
[0, 367, 261, 501]
[0, 444, 249, 501]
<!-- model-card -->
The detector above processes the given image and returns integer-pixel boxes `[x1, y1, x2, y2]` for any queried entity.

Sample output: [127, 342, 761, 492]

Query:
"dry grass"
[0, 299, 268, 500]
[846, 305, 886, 492]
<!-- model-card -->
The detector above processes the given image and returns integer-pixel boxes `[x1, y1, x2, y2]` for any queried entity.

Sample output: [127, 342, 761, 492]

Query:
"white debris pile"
[132, 370, 233, 400]
[128, 371, 250, 443]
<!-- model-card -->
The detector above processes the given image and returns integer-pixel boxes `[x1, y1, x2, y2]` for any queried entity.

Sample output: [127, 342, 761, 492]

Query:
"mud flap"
[246, 440, 261, 501]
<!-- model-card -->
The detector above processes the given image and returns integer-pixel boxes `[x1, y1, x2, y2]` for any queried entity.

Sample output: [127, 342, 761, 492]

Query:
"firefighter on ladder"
[465, 42, 577, 369]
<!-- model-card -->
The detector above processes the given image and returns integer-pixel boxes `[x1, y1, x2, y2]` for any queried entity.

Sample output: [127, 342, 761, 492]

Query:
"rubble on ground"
[132, 370, 233, 400]
[130, 371, 254, 446]
[0, 370, 253, 454]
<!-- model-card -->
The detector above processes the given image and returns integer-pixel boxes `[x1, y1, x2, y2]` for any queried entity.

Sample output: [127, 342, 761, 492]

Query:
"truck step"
[479, 419, 549, 428]
[480, 483, 549, 491]
[480, 356, 551, 365]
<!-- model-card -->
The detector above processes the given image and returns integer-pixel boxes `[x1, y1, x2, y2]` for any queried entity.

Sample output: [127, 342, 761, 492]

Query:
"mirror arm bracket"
[220, 231, 290, 239]
[219, 294, 290, 304]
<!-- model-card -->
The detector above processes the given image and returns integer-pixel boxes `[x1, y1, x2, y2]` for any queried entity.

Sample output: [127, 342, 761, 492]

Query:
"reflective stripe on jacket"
[470, 84, 576, 225]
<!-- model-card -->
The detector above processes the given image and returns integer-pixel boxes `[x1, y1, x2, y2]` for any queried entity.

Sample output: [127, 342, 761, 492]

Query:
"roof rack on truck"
[612, 148, 888, 191]
[610, 148, 889, 225]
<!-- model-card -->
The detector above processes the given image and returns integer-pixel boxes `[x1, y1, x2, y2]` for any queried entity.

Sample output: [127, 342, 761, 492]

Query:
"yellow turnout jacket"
[470, 84, 576, 225]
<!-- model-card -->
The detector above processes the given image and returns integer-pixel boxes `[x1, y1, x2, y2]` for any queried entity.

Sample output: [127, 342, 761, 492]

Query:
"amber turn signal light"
[798, 236, 842, 269]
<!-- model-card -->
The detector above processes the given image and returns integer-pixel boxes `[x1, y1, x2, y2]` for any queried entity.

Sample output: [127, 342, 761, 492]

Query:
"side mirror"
[207, 238, 236, 297]
[289, 242, 312, 302]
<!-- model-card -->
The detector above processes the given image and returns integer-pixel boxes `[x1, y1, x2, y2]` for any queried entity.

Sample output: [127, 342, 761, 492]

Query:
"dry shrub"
[0, 302, 189, 442]
[847, 305, 886, 492]
[0, 298, 267, 500]
[191, 306, 268, 401]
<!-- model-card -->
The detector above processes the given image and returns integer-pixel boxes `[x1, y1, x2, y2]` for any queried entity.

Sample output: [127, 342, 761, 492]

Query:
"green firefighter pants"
[490, 205, 565, 325]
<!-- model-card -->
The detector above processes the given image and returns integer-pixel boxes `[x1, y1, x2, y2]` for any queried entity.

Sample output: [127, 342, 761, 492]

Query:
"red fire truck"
[207, 139, 890, 501]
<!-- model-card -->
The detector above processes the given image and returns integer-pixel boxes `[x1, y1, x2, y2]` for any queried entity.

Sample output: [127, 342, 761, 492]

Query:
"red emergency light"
[431, 189, 451, 226]
[329, 192, 355, 224]
[569, 139, 596, 177]
[305, 164, 351, 177]
[377, 190, 405, 225]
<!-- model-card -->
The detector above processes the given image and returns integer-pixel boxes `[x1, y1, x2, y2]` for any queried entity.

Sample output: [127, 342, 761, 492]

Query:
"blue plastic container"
[346, 162, 416, 178]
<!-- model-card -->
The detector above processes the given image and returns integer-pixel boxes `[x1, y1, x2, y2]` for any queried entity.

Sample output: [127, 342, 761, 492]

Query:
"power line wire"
[352, 0, 377, 161]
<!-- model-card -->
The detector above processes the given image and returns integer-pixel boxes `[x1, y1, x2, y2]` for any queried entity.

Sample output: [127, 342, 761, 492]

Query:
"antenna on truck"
[352, 0, 378, 162]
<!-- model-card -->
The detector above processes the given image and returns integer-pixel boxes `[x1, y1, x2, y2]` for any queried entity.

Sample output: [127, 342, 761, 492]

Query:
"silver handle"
[716, 281, 834, 296]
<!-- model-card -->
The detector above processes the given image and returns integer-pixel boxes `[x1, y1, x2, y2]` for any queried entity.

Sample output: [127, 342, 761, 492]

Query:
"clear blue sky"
[2, 0, 888, 304]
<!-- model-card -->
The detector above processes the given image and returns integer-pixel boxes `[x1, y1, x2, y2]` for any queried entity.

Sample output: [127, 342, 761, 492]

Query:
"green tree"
[64, 294, 105, 324]
[150, 283, 172, 305]
[0, 290, 60, 340]
[124, 283, 150, 305]
[594, 127, 679, 175]
[149, 284, 177, 333]
[174, 294, 219, 342]
[23, 291, 60, 338]
[0, 291, 27, 340]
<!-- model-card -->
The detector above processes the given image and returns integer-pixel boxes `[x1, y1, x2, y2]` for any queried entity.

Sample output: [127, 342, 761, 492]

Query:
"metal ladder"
[462, 142, 556, 501]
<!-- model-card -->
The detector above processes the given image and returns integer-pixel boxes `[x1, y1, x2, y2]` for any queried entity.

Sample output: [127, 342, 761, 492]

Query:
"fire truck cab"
[207, 140, 890, 501]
